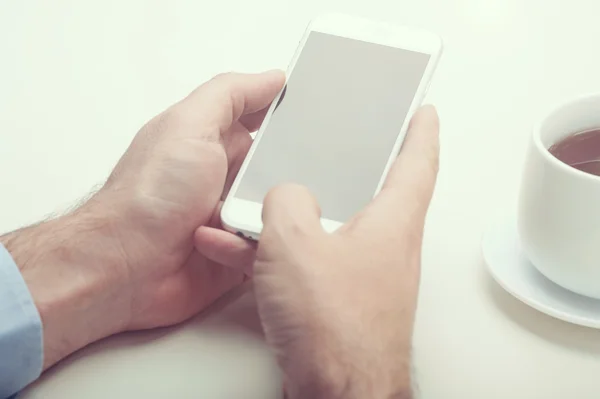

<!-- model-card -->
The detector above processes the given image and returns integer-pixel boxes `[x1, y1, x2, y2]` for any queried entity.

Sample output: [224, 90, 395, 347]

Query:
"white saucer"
[482, 218, 600, 328]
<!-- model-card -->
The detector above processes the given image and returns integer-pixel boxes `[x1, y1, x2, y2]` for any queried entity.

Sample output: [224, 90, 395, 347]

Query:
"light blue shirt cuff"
[0, 243, 43, 398]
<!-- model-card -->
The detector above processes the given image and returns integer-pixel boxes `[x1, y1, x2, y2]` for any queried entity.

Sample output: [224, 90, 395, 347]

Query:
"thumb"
[261, 183, 324, 241]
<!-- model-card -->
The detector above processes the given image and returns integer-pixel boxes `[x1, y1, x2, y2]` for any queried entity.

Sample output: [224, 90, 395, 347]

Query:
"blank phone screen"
[235, 31, 431, 222]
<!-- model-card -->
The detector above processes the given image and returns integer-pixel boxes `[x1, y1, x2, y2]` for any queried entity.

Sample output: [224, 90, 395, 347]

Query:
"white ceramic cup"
[518, 94, 600, 298]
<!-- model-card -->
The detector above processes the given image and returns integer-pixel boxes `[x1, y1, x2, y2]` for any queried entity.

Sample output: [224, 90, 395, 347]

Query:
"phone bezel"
[221, 13, 443, 240]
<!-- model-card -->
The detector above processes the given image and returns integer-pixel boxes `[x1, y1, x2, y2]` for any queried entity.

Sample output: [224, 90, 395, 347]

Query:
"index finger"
[347, 105, 440, 233]
[381, 104, 440, 203]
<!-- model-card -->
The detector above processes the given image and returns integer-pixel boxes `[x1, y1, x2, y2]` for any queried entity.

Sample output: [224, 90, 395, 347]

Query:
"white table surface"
[2, 0, 600, 398]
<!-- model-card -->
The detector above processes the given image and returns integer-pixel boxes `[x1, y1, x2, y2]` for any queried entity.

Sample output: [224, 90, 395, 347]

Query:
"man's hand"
[1, 70, 285, 369]
[196, 105, 440, 398]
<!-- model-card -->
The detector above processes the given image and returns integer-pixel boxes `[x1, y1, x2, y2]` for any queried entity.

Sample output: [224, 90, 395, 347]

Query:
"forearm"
[1, 203, 129, 369]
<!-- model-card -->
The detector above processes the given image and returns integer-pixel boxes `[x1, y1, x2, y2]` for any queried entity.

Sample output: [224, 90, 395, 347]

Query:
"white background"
[1, 0, 600, 398]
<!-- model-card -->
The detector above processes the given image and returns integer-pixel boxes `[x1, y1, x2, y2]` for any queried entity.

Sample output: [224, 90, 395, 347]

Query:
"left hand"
[99, 71, 284, 327]
[4, 70, 285, 368]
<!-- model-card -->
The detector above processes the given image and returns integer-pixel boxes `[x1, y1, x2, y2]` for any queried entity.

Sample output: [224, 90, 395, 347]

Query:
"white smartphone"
[222, 13, 442, 240]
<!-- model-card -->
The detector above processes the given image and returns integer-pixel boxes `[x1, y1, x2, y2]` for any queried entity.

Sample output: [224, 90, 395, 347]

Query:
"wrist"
[284, 326, 413, 399]
[287, 359, 412, 399]
[1, 204, 131, 369]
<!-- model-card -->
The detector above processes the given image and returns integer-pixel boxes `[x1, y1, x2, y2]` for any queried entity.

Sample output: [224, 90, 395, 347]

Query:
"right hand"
[253, 105, 439, 398]
[195, 105, 439, 398]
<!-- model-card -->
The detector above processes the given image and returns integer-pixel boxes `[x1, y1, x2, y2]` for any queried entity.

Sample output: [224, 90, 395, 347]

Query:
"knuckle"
[155, 108, 178, 128]
[156, 107, 190, 135]
[189, 72, 235, 101]
[285, 217, 312, 238]
[209, 72, 239, 94]
[137, 109, 175, 141]
[206, 72, 245, 123]
[212, 71, 236, 82]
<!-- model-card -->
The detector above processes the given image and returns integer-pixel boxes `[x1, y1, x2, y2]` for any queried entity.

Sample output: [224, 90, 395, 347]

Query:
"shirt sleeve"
[0, 244, 43, 398]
